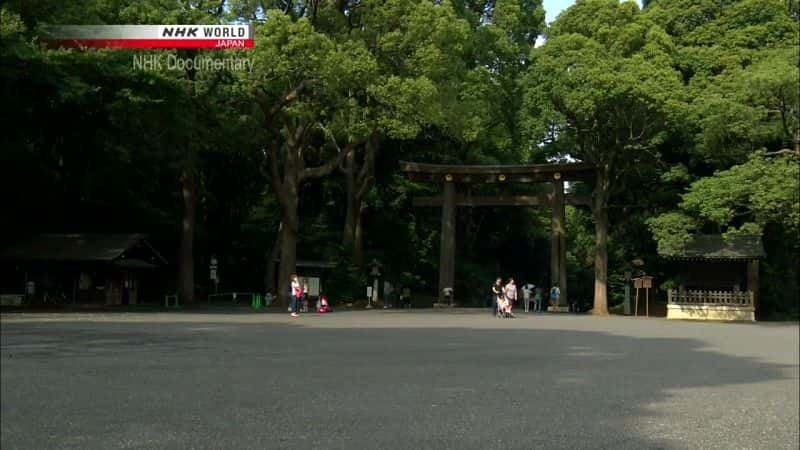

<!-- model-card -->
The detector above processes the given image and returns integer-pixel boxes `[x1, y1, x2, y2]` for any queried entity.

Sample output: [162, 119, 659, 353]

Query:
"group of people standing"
[286, 273, 561, 318]
[289, 274, 329, 317]
[491, 277, 560, 317]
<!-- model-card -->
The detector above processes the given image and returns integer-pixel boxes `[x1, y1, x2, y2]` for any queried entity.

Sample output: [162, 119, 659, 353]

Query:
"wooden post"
[747, 259, 759, 313]
[551, 179, 567, 306]
[634, 287, 639, 317]
[550, 190, 559, 300]
[438, 180, 456, 304]
[558, 185, 569, 305]
[645, 287, 649, 317]
[72, 277, 77, 304]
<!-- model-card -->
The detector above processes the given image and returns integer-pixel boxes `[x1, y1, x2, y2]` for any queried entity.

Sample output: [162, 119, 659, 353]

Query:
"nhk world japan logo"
[42, 25, 254, 49]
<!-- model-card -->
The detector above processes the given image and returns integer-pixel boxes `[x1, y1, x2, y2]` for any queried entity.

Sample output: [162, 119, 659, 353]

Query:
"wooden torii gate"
[400, 161, 595, 307]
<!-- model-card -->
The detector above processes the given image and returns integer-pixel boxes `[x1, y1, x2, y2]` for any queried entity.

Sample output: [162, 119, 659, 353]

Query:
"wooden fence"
[668, 289, 753, 306]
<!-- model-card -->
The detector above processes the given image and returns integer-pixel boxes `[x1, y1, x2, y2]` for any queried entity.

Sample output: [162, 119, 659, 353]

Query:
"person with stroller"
[491, 278, 503, 316]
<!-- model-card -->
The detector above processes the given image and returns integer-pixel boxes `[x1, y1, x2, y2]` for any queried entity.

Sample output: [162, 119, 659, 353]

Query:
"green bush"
[325, 263, 368, 304]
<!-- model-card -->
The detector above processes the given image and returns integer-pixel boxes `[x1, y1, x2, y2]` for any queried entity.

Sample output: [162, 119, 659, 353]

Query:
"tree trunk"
[353, 199, 365, 267]
[341, 138, 374, 269]
[178, 168, 196, 304]
[277, 197, 298, 306]
[592, 167, 610, 315]
[176, 49, 199, 306]
[438, 180, 456, 303]
[269, 118, 353, 305]
[264, 222, 282, 295]
[342, 151, 356, 246]
[550, 180, 566, 306]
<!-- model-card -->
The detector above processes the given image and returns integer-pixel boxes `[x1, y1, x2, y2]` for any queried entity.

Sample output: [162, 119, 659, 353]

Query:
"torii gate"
[400, 161, 595, 307]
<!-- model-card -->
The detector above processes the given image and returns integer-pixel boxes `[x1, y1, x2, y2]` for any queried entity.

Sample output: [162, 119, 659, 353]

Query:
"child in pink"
[317, 294, 331, 313]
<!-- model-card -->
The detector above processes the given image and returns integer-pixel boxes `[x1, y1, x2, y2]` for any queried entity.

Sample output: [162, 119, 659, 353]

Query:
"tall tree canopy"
[521, 0, 683, 314]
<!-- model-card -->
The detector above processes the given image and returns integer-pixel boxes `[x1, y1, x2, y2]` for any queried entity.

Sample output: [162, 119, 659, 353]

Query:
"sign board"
[210, 256, 218, 281]
[366, 286, 373, 299]
[298, 276, 320, 297]
[633, 276, 653, 289]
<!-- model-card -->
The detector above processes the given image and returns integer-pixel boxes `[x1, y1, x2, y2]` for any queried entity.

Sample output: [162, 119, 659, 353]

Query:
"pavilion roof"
[661, 234, 765, 261]
[0, 234, 167, 266]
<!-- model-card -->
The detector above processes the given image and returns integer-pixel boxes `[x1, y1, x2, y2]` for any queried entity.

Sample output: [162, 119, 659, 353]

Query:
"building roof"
[0, 234, 167, 265]
[663, 234, 765, 260]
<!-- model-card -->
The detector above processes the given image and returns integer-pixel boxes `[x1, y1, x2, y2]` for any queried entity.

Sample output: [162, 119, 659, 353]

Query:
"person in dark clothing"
[491, 277, 503, 316]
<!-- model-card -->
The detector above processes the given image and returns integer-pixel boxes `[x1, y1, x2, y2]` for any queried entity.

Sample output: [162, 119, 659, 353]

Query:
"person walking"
[383, 281, 394, 309]
[491, 278, 503, 316]
[534, 286, 544, 312]
[290, 274, 301, 317]
[504, 278, 517, 317]
[401, 285, 412, 308]
[549, 284, 561, 309]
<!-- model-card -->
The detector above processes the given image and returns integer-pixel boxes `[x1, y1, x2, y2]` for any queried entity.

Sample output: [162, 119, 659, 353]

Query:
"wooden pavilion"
[661, 234, 764, 321]
[0, 234, 167, 305]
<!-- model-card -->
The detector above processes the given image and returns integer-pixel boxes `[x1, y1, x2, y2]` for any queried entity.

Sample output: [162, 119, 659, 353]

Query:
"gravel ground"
[2, 310, 798, 450]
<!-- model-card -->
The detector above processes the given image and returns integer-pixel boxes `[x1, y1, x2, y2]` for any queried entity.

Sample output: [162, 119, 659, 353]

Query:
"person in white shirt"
[504, 278, 517, 317]
[522, 283, 535, 312]
[290, 275, 301, 317]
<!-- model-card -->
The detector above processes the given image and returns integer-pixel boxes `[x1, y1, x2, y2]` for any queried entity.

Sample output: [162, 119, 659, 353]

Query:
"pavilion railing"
[668, 289, 754, 306]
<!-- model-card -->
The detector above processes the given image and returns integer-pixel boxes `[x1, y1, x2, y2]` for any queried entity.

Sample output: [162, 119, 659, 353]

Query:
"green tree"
[116, 0, 257, 304]
[243, 12, 380, 303]
[648, 152, 800, 253]
[644, 0, 799, 166]
[521, 0, 683, 314]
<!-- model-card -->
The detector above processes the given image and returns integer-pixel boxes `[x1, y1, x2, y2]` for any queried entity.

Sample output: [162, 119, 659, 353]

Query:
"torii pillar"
[550, 178, 568, 307]
[438, 179, 456, 304]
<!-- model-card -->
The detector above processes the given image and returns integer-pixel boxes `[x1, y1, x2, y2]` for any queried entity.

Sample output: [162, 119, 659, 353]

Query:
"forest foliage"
[1, 0, 797, 317]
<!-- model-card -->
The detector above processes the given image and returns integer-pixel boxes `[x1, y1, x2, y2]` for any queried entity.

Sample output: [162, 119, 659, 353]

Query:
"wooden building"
[661, 234, 764, 321]
[0, 234, 167, 306]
